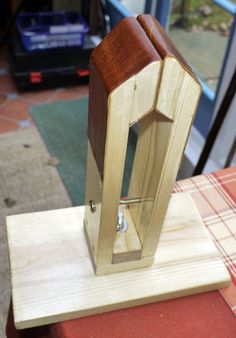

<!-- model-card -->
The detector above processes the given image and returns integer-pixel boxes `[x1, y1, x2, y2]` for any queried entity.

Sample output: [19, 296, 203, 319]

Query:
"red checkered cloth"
[174, 166, 236, 315]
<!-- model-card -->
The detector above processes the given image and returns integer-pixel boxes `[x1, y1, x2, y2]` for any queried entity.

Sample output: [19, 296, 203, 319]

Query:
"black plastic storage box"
[10, 35, 97, 91]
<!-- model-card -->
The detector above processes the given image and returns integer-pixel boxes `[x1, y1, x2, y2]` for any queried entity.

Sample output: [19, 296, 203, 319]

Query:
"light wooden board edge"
[15, 280, 230, 330]
[96, 78, 134, 265]
[128, 112, 172, 245]
[6, 193, 230, 329]
[85, 61, 161, 269]
[84, 142, 102, 263]
[129, 57, 202, 258]
[142, 62, 202, 257]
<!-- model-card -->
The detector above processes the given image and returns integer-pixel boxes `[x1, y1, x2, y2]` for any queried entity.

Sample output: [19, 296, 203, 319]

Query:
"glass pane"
[120, 0, 146, 14]
[168, 0, 234, 91]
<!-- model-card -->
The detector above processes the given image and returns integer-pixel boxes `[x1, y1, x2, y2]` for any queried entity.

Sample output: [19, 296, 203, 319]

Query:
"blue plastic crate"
[17, 11, 89, 52]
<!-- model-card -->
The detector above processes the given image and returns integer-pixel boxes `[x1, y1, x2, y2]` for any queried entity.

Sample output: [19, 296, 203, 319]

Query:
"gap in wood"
[112, 124, 141, 264]
[120, 127, 138, 198]
[128, 110, 173, 246]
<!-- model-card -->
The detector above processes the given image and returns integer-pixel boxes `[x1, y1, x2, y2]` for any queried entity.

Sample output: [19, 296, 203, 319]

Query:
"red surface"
[30, 72, 42, 84]
[77, 69, 90, 77]
[214, 167, 236, 209]
[6, 291, 236, 338]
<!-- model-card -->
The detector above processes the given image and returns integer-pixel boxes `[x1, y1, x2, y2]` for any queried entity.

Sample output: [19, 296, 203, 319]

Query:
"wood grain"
[95, 78, 134, 266]
[88, 16, 161, 179]
[7, 193, 230, 329]
[87, 65, 108, 179]
[84, 142, 102, 262]
[142, 69, 201, 258]
[91, 16, 161, 95]
[86, 16, 163, 269]
[86, 14, 202, 271]
[137, 14, 196, 78]
[112, 206, 142, 264]
[126, 15, 202, 259]
[128, 112, 172, 245]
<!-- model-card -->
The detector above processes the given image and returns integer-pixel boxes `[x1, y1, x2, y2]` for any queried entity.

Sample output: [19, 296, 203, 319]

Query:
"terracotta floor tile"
[0, 74, 17, 95]
[71, 85, 89, 96]
[0, 93, 6, 106]
[20, 89, 57, 104]
[0, 99, 31, 122]
[50, 88, 86, 102]
[0, 118, 18, 133]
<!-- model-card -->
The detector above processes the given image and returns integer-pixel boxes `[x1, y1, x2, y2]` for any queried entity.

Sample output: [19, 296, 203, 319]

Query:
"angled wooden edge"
[137, 14, 202, 118]
[6, 193, 230, 329]
[85, 58, 162, 268]
[86, 14, 202, 271]
[91, 16, 161, 94]
[87, 15, 162, 180]
[137, 14, 200, 83]
[124, 18, 202, 260]
[128, 60, 202, 259]
[141, 71, 202, 258]
[88, 14, 201, 178]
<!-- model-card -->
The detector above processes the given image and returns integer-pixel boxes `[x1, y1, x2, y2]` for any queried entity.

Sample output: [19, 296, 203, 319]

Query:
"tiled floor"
[0, 50, 89, 134]
[0, 48, 89, 337]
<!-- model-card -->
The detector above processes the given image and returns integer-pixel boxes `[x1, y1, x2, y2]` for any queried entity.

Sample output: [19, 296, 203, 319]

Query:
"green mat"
[31, 97, 136, 206]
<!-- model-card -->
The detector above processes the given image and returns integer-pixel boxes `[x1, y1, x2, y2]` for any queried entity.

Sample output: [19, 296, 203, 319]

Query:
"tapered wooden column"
[84, 15, 201, 274]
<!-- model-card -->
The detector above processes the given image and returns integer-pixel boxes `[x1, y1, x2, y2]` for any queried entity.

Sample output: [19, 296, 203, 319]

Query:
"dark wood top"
[91, 16, 161, 95]
[88, 64, 108, 179]
[137, 14, 198, 81]
[88, 15, 200, 180]
[88, 16, 162, 179]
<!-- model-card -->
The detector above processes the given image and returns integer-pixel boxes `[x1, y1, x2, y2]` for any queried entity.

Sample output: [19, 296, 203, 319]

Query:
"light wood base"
[6, 193, 230, 329]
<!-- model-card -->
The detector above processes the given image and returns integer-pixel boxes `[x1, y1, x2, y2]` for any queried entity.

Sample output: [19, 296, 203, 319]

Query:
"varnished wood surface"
[88, 65, 108, 179]
[137, 14, 197, 80]
[91, 16, 161, 95]
[86, 15, 201, 271]
[88, 15, 200, 181]
[88, 16, 161, 179]
[7, 193, 230, 329]
[86, 16, 164, 268]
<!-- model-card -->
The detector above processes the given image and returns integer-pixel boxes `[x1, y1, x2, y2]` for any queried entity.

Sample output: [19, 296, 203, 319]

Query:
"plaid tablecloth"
[6, 167, 236, 338]
[174, 166, 236, 315]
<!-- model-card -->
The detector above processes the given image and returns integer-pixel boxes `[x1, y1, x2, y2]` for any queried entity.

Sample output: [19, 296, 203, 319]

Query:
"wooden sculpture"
[6, 15, 230, 329]
[85, 14, 203, 274]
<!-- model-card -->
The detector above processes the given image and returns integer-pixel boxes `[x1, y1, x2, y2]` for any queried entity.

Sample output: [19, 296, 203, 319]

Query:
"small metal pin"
[89, 200, 96, 213]
[116, 208, 128, 233]
[89, 197, 152, 231]
[116, 197, 153, 233]
[119, 197, 153, 205]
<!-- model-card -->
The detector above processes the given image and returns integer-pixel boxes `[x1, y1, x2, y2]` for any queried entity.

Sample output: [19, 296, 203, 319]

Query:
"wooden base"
[6, 193, 230, 330]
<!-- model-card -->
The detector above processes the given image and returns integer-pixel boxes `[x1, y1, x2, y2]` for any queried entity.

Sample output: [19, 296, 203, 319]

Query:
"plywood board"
[7, 193, 230, 329]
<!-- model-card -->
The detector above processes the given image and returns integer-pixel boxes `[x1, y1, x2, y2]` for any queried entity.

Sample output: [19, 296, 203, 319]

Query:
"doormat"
[31, 97, 137, 205]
